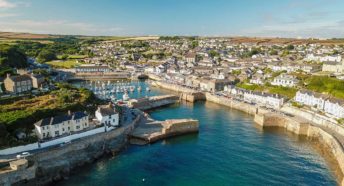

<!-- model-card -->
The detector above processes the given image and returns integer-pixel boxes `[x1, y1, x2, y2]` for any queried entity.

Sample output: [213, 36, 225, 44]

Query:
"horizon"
[0, 0, 344, 38]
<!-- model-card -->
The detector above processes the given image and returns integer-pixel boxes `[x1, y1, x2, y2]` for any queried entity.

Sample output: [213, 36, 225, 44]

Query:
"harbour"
[56, 80, 339, 186]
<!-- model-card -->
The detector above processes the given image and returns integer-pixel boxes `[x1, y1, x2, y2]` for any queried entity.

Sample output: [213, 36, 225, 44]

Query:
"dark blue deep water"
[62, 81, 337, 186]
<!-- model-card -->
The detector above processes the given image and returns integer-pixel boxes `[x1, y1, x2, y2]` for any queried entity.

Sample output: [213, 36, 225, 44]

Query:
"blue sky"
[0, 0, 344, 38]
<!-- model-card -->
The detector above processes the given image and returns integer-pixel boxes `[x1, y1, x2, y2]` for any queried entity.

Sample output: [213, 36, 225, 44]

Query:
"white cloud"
[0, 0, 15, 8]
[0, 19, 123, 36]
[241, 20, 344, 38]
[0, 12, 17, 17]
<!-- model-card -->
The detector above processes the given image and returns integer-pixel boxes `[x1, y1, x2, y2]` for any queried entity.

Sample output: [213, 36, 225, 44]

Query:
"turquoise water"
[62, 81, 337, 185]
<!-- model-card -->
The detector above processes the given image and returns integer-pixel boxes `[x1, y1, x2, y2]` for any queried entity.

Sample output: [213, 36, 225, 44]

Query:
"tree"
[269, 50, 278, 55]
[281, 50, 289, 57]
[209, 50, 219, 58]
[191, 41, 199, 49]
[286, 45, 295, 50]
[60, 54, 69, 60]
[0, 44, 28, 68]
[37, 49, 57, 63]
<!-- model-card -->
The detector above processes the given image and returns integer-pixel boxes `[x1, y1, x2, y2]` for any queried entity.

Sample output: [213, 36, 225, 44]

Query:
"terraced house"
[295, 90, 344, 119]
[4, 74, 32, 93]
[34, 111, 89, 140]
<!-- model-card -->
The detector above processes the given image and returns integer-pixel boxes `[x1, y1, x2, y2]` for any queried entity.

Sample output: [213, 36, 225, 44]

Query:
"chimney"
[68, 110, 72, 116]
[108, 102, 113, 108]
[6, 73, 10, 78]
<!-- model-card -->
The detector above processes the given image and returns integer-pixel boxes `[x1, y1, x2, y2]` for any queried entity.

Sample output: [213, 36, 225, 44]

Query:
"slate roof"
[298, 89, 330, 99]
[31, 74, 44, 79]
[34, 111, 88, 127]
[97, 106, 116, 117]
[8, 74, 32, 82]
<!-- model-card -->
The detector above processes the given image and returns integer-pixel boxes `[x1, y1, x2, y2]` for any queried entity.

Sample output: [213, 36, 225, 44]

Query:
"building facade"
[294, 90, 344, 119]
[34, 111, 89, 140]
[4, 74, 32, 93]
[271, 74, 299, 87]
[95, 104, 119, 130]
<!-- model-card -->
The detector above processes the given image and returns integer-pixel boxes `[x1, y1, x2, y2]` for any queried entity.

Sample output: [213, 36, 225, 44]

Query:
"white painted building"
[295, 90, 344, 119]
[305, 54, 342, 62]
[95, 104, 119, 130]
[324, 98, 344, 119]
[271, 74, 299, 87]
[294, 89, 328, 110]
[34, 111, 89, 140]
[243, 91, 284, 109]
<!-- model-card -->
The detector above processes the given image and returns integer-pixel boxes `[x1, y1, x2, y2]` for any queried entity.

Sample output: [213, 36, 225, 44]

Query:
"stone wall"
[162, 119, 199, 137]
[255, 113, 344, 185]
[205, 93, 267, 115]
[281, 106, 344, 138]
[130, 119, 199, 145]
[1, 114, 143, 185]
[132, 95, 179, 110]
[0, 162, 36, 186]
[153, 81, 198, 94]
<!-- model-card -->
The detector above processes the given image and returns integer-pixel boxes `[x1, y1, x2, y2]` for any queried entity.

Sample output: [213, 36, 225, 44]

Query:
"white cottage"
[34, 111, 89, 140]
[95, 104, 119, 130]
[271, 74, 299, 87]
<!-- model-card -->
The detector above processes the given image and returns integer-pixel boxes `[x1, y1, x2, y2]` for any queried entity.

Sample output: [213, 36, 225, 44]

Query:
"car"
[16, 152, 31, 159]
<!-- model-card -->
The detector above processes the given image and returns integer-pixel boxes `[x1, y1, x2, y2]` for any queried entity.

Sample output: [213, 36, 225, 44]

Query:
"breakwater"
[128, 95, 179, 111]
[255, 113, 344, 185]
[71, 72, 131, 80]
[130, 118, 199, 145]
[152, 80, 344, 185]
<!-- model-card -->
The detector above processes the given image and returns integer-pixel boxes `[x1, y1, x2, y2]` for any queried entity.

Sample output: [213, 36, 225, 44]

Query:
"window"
[76, 126, 80, 129]
[55, 131, 59, 135]
[43, 133, 45, 137]
[63, 128, 65, 131]
[113, 119, 115, 122]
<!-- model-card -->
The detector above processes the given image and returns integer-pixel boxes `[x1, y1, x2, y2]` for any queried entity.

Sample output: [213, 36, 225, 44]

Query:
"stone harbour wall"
[0, 162, 36, 186]
[152, 80, 344, 185]
[162, 119, 199, 137]
[255, 113, 344, 185]
[1, 114, 143, 186]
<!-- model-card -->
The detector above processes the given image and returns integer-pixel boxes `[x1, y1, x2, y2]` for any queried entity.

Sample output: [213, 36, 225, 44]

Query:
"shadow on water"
[160, 133, 199, 146]
[260, 126, 344, 184]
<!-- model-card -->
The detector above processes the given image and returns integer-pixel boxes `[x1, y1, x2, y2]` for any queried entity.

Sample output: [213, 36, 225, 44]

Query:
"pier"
[128, 95, 179, 111]
[130, 117, 199, 145]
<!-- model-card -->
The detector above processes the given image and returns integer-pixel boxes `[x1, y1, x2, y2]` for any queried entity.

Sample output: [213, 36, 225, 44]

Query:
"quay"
[151, 79, 344, 185]
[0, 93, 198, 186]
[128, 95, 179, 111]
[130, 118, 199, 145]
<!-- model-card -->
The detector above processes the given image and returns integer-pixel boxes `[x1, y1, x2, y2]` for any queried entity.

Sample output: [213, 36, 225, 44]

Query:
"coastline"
[151, 79, 344, 185]
[0, 111, 144, 186]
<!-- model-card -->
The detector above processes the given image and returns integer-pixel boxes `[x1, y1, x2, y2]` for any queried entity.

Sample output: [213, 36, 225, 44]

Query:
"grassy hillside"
[305, 76, 344, 99]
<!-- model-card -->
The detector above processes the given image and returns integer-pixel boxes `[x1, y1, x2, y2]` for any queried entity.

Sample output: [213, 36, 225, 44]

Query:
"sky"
[0, 0, 344, 38]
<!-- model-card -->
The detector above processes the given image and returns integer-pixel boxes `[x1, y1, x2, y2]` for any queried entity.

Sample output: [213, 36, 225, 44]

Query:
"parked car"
[16, 152, 31, 159]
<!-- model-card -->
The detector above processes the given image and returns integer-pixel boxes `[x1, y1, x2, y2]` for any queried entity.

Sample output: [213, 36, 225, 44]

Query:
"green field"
[46, 59, 84, 69]
[305, 76, 344, 99]
[236, 83, 298, 99]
